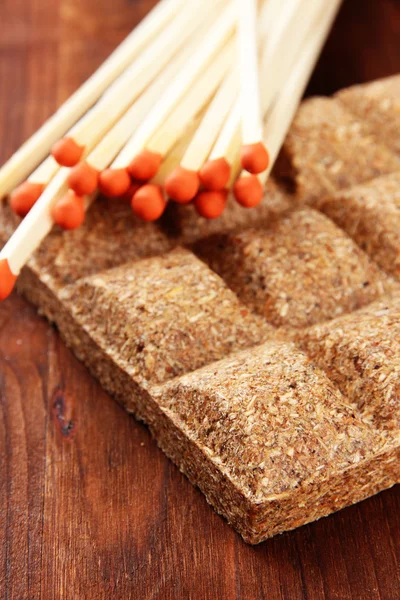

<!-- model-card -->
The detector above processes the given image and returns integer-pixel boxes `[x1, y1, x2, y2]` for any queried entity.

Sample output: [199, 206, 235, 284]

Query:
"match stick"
[259, 0, 306, 112]
[199, 0, 282, 191]
[235, 0, 269, 175]
[234, 0, 342, 208]
[164, 68, 238, 203]
[202, 0, 321, 196]
[66, 9, 221, 197]
[0, 0, 187, 201]
[258, 0, 288, 42]
[0, 168, 71, 300]
[199, 101, 241, 191]
[109, 4, 236, 180]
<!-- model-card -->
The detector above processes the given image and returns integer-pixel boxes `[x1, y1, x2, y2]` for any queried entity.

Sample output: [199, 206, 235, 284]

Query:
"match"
[235, 0, 269, 175]
[66, 10, 219, 198]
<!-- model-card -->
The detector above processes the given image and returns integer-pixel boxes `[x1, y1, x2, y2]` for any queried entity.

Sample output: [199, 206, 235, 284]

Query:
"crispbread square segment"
[276, 97, 400, 201]
[296, 296, 400, 430]
[337, 75, 400, 157]
[60, 248, 272, 386]
[317, 172, 400, 278]
[152, 341, 393, 542]
[195, 209, 395, 328]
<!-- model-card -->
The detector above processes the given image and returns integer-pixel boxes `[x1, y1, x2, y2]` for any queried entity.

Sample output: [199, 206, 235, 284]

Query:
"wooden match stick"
[164, 68, 238, 203]
[259, 0, 306, 111]
[258, 0, 288, 42]
[0, 168, 70, 300]
[235, 0, 269, 175]
[234, 0, 343, 207]
[110, 4, 236, 180]
[66, 9, 221, 197]
[199, 100, 241, 191]
[0, 0, 187, 202]
[198, 0, 280, 191]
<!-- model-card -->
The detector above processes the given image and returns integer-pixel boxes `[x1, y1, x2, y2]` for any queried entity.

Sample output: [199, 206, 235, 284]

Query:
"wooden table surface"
[1, 1, 400, 598]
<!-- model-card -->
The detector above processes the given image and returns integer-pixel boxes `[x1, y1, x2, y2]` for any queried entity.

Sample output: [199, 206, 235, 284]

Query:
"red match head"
[194, 190, 228, 219]
[0, 258, 17, 301]
[131, 184, 167, 222]
[240, 142, 269, 175]
[9, 182, 44, 217]
[68, 161, 99, 196]
[99, 168, 131, 198]
[127, 150, 163, 181]
[199, 157, 231, 191]
[52, 191, 85, 230]
[233, 175, 263, 208]
[164, 166, 200, 204]
[52, 137, 84, 167]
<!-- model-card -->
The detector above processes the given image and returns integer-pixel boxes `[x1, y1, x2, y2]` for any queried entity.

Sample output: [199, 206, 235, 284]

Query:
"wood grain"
[0, 1, 400, 598]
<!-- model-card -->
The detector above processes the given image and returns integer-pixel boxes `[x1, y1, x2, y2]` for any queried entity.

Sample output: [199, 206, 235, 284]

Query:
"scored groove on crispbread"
[295, 296, 400, 432]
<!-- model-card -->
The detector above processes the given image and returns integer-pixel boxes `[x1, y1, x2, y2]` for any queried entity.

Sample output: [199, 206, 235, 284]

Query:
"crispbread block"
[336, 75, 400, 156]
[195, 209, 396, 328]
[317, 172, 400, 279]
[2, 77, 400, 544]
[295, 296, 400, 431]
[152, 341, 397, 543]
[59, 248, 272, 386]
[275, 97, 400, 202]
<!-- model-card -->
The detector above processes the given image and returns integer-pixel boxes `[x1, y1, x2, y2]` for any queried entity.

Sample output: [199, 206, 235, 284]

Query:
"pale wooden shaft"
[180, 69, 238, 172]
[209, 101, 241, 162]
[145, 41, 234, 159]
[260, 0, 321, 111]
[208, 0, 274, 163]
[259, 0, 343, 184]
[235, 0, 263, 145]
[152, 114, 206, 185]
[112, 4, 236, 167]
[258, 0, 288, 41]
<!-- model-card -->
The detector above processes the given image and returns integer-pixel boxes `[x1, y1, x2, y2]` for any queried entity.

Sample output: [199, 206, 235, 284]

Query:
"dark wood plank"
[0, 1, 400, 599]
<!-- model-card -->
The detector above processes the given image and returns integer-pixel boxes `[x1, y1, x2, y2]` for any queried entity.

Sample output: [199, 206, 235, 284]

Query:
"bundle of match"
[0, 0, 342, 300]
